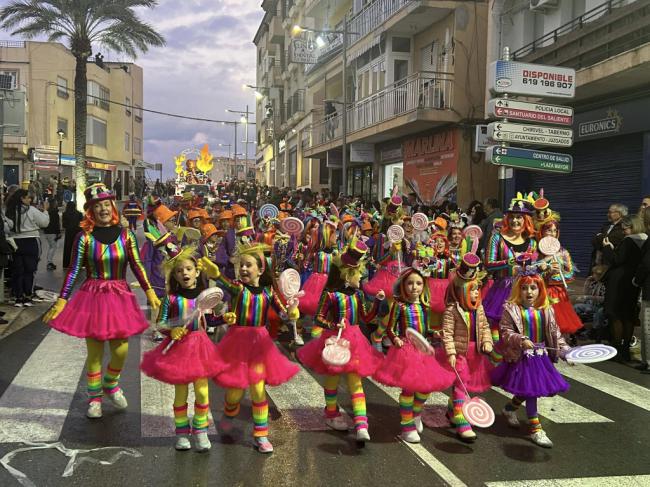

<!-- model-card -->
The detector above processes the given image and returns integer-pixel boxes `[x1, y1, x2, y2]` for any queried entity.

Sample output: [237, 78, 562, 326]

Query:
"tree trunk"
[74, 55, 88, 211]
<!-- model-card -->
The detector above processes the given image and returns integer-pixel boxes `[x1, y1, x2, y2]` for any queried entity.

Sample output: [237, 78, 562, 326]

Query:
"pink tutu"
[297, 325, 383, 376]
[299, 272, 328, 316]
[428, 278, 451, 313]
[50, 279, 148, 341]
[364, 261, 401, 298]
[213, 326, 299, 388]
[141, 331, 225, 385]
[373, 341, 454, 392]
[437, 343, 495, 393]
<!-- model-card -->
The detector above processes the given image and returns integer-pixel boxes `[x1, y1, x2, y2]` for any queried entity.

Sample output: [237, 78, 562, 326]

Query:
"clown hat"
[231, 204, 247, 218]
[181, 192, 194, 202]
[506, 192, 535, 214]
[153, 204, 178, 224]
[340, 237, 368, 268]
[386, 195, 403, 215]
[431, 216, 448, 232]
[84, 183, 115, 210]
[455, 253, 482, 281]
[188, 209, 204, 222]
[218, 210, 233, 221]
[201, 223, 219, 240]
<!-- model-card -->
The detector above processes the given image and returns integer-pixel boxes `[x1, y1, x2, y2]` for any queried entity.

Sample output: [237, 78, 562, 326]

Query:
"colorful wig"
[501, 213, 535, 238]
[537, 220, 559, 242]
[506, 274, 552, 309]
[446, 278, 481, 311]
[79, 201, 120, 232]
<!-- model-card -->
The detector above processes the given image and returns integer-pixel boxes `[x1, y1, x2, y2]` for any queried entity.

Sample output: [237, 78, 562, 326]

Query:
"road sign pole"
[498, 47, 511, 211]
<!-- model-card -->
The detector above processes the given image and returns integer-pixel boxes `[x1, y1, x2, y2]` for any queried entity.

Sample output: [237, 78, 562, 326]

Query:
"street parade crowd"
[35, 177, 650, 455]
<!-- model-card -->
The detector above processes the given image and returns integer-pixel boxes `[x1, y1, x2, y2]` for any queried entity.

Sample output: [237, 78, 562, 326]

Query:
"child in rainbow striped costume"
[140, 239, 225, 452]
[198, 243, 300, 454]
[374, 267, 454, 444]
[297, 238, 385, 443]
[44, 183, 160, 420]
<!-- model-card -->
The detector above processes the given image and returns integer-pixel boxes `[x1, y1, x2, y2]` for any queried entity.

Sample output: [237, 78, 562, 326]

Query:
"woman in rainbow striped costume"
[198, 243, 300, 454]
[44, 183, 161, 420]
[297, 238, 385, 443]
[374, 267, 454, 443]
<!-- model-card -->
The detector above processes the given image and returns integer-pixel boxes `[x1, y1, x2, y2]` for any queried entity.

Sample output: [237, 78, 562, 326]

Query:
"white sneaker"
[356, 428, 370, 442]
[414, 416, 423, 433]
[194, 432, 211, 452]
[382, 336, 392, 348]
[87, 402, 102, 419]
[325, 415, 349, 431]
[255, 436, 274, 453]
[530, 429, 553, 448]
[400, 430, 420, 443]
[502, 407, 520, 428]
[105, 389, 128, 409]
[175, 434, 191, 451]
[294, 334, 304, 346]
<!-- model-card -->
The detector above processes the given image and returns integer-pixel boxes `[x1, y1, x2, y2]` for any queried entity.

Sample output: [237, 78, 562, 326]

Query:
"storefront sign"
[489, 60, 576, 98]
[403, 129, 458, 205]
[474, 125, 490, 153]
[578, 110, 622, 139]
[290, 39, 318, 64]
[350, 143, 374, 163]
[326, 149, 342, 168]
[59, 155, 76, 166]
[278, 139, 286, 153]
[87, 161, 116, 171]
[380, 145, 402, 163]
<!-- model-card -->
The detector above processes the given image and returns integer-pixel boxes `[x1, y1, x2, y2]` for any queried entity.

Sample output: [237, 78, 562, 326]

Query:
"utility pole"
[341, 14, 348, 198]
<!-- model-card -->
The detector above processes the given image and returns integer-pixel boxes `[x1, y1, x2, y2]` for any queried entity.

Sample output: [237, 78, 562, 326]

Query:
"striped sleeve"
[60, 232, 86, 300]
[126, 230, 152, 292]
[484, 232, 510, 272]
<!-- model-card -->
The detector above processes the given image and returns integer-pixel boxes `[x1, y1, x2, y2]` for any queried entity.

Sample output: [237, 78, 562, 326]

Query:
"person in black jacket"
[591, 203, 628, 272]
[634, 207, 650, 373]
[62, 201, 83, 269]
[43, 197, 61, 270]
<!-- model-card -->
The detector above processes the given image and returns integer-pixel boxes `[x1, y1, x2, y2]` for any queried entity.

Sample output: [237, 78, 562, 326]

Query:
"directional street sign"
[487, 122, 573, 147]
[487, 99, 573, 126]
[486, 146, 573, 174]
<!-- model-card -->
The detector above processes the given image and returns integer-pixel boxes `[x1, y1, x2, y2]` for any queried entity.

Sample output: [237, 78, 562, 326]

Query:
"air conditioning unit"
[530, 0, 558, 11]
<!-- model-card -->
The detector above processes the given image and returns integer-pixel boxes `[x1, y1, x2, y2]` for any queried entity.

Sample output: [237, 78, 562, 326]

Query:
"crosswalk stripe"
[491, 387, 612, 424]
[485, 475, 650, 486]
[139, 335, 216, 438]
[0, 330, 86, 443]
[556, 362, 650, 413]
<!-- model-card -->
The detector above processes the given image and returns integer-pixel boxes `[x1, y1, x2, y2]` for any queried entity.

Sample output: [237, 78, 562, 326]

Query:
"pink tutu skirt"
[374, 341, 454, 393]
[299, 272, 328, 316]
[428, 278, 451, 313]
[437, 343, 495, 393]
[50, 279, 148, 341]
[297, 326, 383, 377]
[141, 331, 225, 385]
[213, 326, 299, 388]
[363, 261, 401, 298]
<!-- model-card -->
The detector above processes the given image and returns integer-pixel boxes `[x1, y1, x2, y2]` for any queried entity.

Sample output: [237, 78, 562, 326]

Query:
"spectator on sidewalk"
[113, 177, 123, 201]
[591, 203, 627, 271]
[479, 197, 502, 252]
[62, 201, 83, 269]
[634, 206, 650, 373]
[43, 197, 61, 271]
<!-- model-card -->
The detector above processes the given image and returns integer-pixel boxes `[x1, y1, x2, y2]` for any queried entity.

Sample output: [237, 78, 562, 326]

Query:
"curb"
[0, 302, 50, 340]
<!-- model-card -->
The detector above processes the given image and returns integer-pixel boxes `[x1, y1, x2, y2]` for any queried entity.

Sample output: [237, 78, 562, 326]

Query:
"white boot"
[502, 407, 520, 428]
[255, 436, 274, 453]
[400, 430, 420, 443]
[194, 432, 211, 452]
[530, 429, 553, 448]
[105, 389, 128, 409]
[356, 428, 370, 442]
[175, 434, 191, 451]
[86, 401, 102, 419]
[414, 416, 423, 433]
[325, 415, 349, 431]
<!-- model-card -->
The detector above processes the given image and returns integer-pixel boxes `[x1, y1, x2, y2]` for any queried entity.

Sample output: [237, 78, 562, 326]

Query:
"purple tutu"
[482, 278, 514, 323]
[299, 272, 328, 316]
[50, 279, 149, 341]
[427, 278, 451, 313]
[374, 341, 454, 392]
[141, 331, 225, 384]
[363, 260, 401, 299]
[297, 326, 383, 377]
[491, 349, 569, 397]
[437, 343, 495, 393]
[213, 326, 299, 388]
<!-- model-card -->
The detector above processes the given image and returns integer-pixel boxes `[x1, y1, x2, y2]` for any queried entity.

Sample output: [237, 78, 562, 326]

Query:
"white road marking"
[0, 330, 86, 442]
[485, 475, 650, 486]
[139, 336, 216, 437]
[557, 361, 650, 413]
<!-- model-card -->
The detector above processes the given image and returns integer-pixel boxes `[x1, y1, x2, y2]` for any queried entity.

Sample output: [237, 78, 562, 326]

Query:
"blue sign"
[63, 190, 73, 203]
[486, 146, 573, 174]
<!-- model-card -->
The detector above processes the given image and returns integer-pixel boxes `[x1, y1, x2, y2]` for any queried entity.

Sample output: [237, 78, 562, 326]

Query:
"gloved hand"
[198, 256, 220, 279]
[287, 306, 300, 322]
[43, 298, 67, 323]
[223, 312, 237, 325]
[170, 327, 188, 341]
[145, 289, 161, 311]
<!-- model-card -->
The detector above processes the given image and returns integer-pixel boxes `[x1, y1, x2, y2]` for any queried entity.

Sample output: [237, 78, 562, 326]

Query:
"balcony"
[348, 0, 415, 44]
[281, 89, 306, 126]
[304, 33, 343, 75]
[304, 71, 455, 155]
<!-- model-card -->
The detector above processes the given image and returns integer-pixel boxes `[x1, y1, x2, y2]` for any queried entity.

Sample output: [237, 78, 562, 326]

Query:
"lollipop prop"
[278, 268, 305, 345]
[462, 225, 483, 254]
[452, 367, 495, 428]
[411, 213, 429, 232]
[322, 320, 351, 366]
[162, 287, 223, 355]
[280, 217, 304, 236]
[538, 236, 567, 289]
[259, 203, 279, 220]
[387, 225, 405, 273]
[406, 328, 434, 355]
[564, 344, 617, 363]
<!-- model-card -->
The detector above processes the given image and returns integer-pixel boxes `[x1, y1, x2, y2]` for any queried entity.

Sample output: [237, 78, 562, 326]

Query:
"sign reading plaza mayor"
[488, 60, 576, 98]
[486, 146, 573, 174]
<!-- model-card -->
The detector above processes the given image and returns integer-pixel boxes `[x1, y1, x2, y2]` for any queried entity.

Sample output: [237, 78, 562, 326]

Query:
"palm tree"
[0, 1, 165, 208]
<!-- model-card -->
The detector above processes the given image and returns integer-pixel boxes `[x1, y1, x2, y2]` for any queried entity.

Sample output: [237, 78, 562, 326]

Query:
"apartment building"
[488, 0, 650, 273]
[255, 0, 498, 207]
[0, 40, 144, 190]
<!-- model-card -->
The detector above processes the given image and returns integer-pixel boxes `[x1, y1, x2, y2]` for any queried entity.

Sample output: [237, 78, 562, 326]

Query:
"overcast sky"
[1, 0, 263, 179]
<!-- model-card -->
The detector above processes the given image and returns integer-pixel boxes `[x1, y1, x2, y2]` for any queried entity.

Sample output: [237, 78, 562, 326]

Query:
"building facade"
[488, 0, 650, 273]
[0, 40, 144, 192]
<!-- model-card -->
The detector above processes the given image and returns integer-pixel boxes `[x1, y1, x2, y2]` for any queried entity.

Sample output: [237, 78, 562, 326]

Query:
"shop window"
[301, 157, 310, 186]
[289, 147, 297, 188]
[86, 116, 107, 147]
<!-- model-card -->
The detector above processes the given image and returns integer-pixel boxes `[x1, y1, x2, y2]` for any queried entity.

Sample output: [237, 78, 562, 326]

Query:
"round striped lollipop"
[411, 212, 429, 231]
[259, 203, 279, 219]
[280, 217, 304, 236]
[387, 224, 405, 243]
[565, 344, 617, 363]
[462, 397, 495, 428]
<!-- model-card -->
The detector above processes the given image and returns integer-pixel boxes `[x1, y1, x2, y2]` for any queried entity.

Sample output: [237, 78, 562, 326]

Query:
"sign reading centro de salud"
[486, 146, 573, 174]
[488, 60, 576, 98]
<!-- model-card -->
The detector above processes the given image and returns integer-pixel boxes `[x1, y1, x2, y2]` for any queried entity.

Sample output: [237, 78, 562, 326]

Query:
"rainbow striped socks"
[324, 388, 339, 418]
[453, 399, 472, 434]
[413, 392, 429, 418]
[351, 392, 368, 431]
[87, 371, 102, 403]
[174, 404, 190, 435]
[399, 393, 415, 432]
[311, 325, 324, 338]
[252, 400, 269, 438]
[192, 402, 210, 434]
[102, 366, 122, 396]
[528, 416, 542, 435]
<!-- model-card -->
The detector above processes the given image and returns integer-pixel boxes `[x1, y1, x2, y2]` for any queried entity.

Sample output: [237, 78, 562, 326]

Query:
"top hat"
[84, 183, 115, 210]
[340, 237, 368, 268]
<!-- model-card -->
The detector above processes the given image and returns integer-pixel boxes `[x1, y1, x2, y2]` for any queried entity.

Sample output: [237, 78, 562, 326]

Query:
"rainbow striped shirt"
[159, 294, 201, 331]
[431, 256, 453, 279]
[386, 301, 429, 342]
[521, 306, 545, 344]
[315, 289, 380, 329]
[61, 228, 151, 300]
[462, 310, 478, 343]
[216, 274, 286, 327]
[484, 233, 537, 278]
[312, 250, 333, 274]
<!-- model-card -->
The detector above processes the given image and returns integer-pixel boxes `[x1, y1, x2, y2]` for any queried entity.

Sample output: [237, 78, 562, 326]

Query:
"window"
[87, 80, 110, 110]
[0, 70, 18, 90]
[125, 132, 130, 152]
[301, 157, 310, 186]
[392, 37, 411, 53]
[56, 76, 69, 98]
[134, 104, 143, 123]
[57, 118, 68, 137]
[134, 137, 142, 155]
[289, 147, 297, 188]
[125, 97, 131, 116]
[86, 116, 107, 147]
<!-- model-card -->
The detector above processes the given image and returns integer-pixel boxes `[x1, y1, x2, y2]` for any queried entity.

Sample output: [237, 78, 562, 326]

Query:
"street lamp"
[243, 84, 267, 100]
[225, 107, 255, 178]
[218, 143, 232, 159]
[56, 128, 65, 166]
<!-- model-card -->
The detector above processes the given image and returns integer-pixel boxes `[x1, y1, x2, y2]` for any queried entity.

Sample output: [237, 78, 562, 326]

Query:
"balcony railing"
[0, 40, 26, 48]
[348, 0, 415, 45]
[306, 71, 453, 150]
[304, 33, 343, 75]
